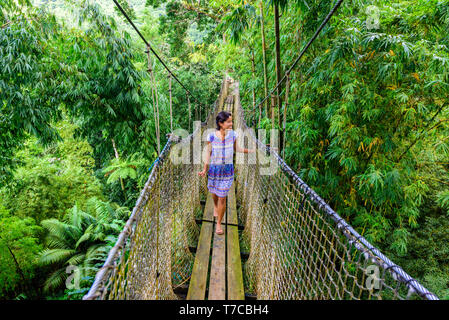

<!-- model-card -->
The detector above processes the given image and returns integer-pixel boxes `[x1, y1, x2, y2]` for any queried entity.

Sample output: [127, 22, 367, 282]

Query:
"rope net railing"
[83, 76, 438, 300]
[83, 76, 230, 300]
[231, 80, 438, 300]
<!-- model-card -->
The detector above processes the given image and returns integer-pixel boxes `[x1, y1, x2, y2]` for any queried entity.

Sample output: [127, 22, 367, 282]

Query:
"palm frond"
[39, 248, 76, 265]
[43, 267, 68, 292]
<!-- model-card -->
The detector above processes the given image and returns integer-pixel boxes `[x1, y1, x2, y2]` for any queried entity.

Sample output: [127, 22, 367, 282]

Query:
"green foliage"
[144, 0, 222, 108]
[217, 0, 449, 296]
[60, 1, 149, 161]
[113, 0, 137, 20]
[395, 214, 449, 299]
[1, 0, 222, 300]
[0, 119, 105, 224]
[436, 190, 449, 215]
[101, 156, 146, 184]
[2, 0, 447, 300]
[220, 0, 449, 255]
[38, 196, 129, 293]
[218, 4, 256, 44]
[0, 206, 42, 299]
[0, 0, 32, 24]
[0, 6, 66, 184]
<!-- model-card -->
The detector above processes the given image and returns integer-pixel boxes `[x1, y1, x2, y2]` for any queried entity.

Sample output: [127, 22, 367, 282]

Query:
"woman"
[198, 111, 254, 235]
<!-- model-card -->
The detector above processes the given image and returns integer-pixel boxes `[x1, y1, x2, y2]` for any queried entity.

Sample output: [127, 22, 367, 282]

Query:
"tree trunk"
[151, 71, 161, 155]
[250, 47, 258, 126]
[281, 74, 290, 157]
[169, 74, 173, 132]
[270, 94, 276, 130]
[180, 0, 221, 23]
[0, 235, 27, 295]
[147, 47, 161, 155]
[7, 246, 26, 282]
[187, 96, 191, 133]
[274, 3, 282, 128]
[111, 138, 127, 200]
[260, 2, 269, 117]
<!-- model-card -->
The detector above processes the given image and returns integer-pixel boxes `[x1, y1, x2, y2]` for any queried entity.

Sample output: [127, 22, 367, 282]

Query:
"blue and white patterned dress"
[207, 129, 238, 198]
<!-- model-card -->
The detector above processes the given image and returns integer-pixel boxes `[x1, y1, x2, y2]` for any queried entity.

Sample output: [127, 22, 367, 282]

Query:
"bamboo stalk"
[260, 2, 269, 117]
[274, 3, 282, 127]
[282, 73, 290, 158]
[169, 73, 173, 132]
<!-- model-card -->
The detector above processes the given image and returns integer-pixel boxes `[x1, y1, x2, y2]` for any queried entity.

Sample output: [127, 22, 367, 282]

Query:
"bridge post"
[270, 94, 276, 129]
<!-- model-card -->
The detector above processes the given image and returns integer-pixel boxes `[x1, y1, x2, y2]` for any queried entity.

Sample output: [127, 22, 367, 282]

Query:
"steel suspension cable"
[250, 0, 344, 123]
[111, 0, 207, 111]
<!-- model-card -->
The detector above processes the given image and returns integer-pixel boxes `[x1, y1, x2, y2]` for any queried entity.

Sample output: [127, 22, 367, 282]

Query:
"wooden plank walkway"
[226, 184, 245, 299]
[208, 204, 227, 299]
[187, 184, 244, 300]
[186, 195, 214, 300]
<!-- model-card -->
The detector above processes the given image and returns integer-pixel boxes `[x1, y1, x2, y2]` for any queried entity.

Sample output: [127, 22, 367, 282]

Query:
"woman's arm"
[234, 139, 255, 153]
[198, 141, 212, 176]
[203, 141, 212, 171]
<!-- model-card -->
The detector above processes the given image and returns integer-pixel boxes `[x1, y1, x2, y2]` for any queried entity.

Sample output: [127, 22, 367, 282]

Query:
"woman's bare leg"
[211, 193, 218, 217]
[216, 197, 226, 233]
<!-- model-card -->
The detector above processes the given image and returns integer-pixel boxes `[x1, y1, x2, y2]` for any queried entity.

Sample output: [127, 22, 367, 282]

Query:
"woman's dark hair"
[216, 111, 232, 130]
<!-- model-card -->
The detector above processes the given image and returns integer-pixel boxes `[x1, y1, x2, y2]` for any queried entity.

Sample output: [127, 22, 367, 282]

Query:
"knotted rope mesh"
[83, 77, 438, 300]
[231, 80, 438, 300]
[83, 76, 230, 300]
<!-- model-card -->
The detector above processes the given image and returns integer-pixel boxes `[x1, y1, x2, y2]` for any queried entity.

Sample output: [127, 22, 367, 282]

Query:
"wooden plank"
[203, 193, 215, 221]
[227, 184, 245, 300]
[208, 205, 227, 300]
[187, 194, 214, 300]
[227, 184, 238, 225]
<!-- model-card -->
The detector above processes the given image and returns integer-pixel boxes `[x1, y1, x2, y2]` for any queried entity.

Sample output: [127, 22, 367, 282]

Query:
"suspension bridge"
[82, 76, 438, 300]
[81, 0, 439, 300]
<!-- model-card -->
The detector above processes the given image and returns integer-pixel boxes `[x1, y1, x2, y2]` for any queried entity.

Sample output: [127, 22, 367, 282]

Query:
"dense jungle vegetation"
[0, 0, 448, 299]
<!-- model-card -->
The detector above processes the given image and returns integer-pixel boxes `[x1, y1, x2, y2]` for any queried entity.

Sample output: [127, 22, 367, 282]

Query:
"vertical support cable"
[282, 73, 290, 158]
[155, 165, 160, 299]
[270, 94, 276, 129]
[147, 44, 161, 156]
[259, 1, 269, 118]
[195, 102, 198, 122]
[273, 2, 282, 129]
[188, 95, 191, 133]
[169, 73, 173, 132]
